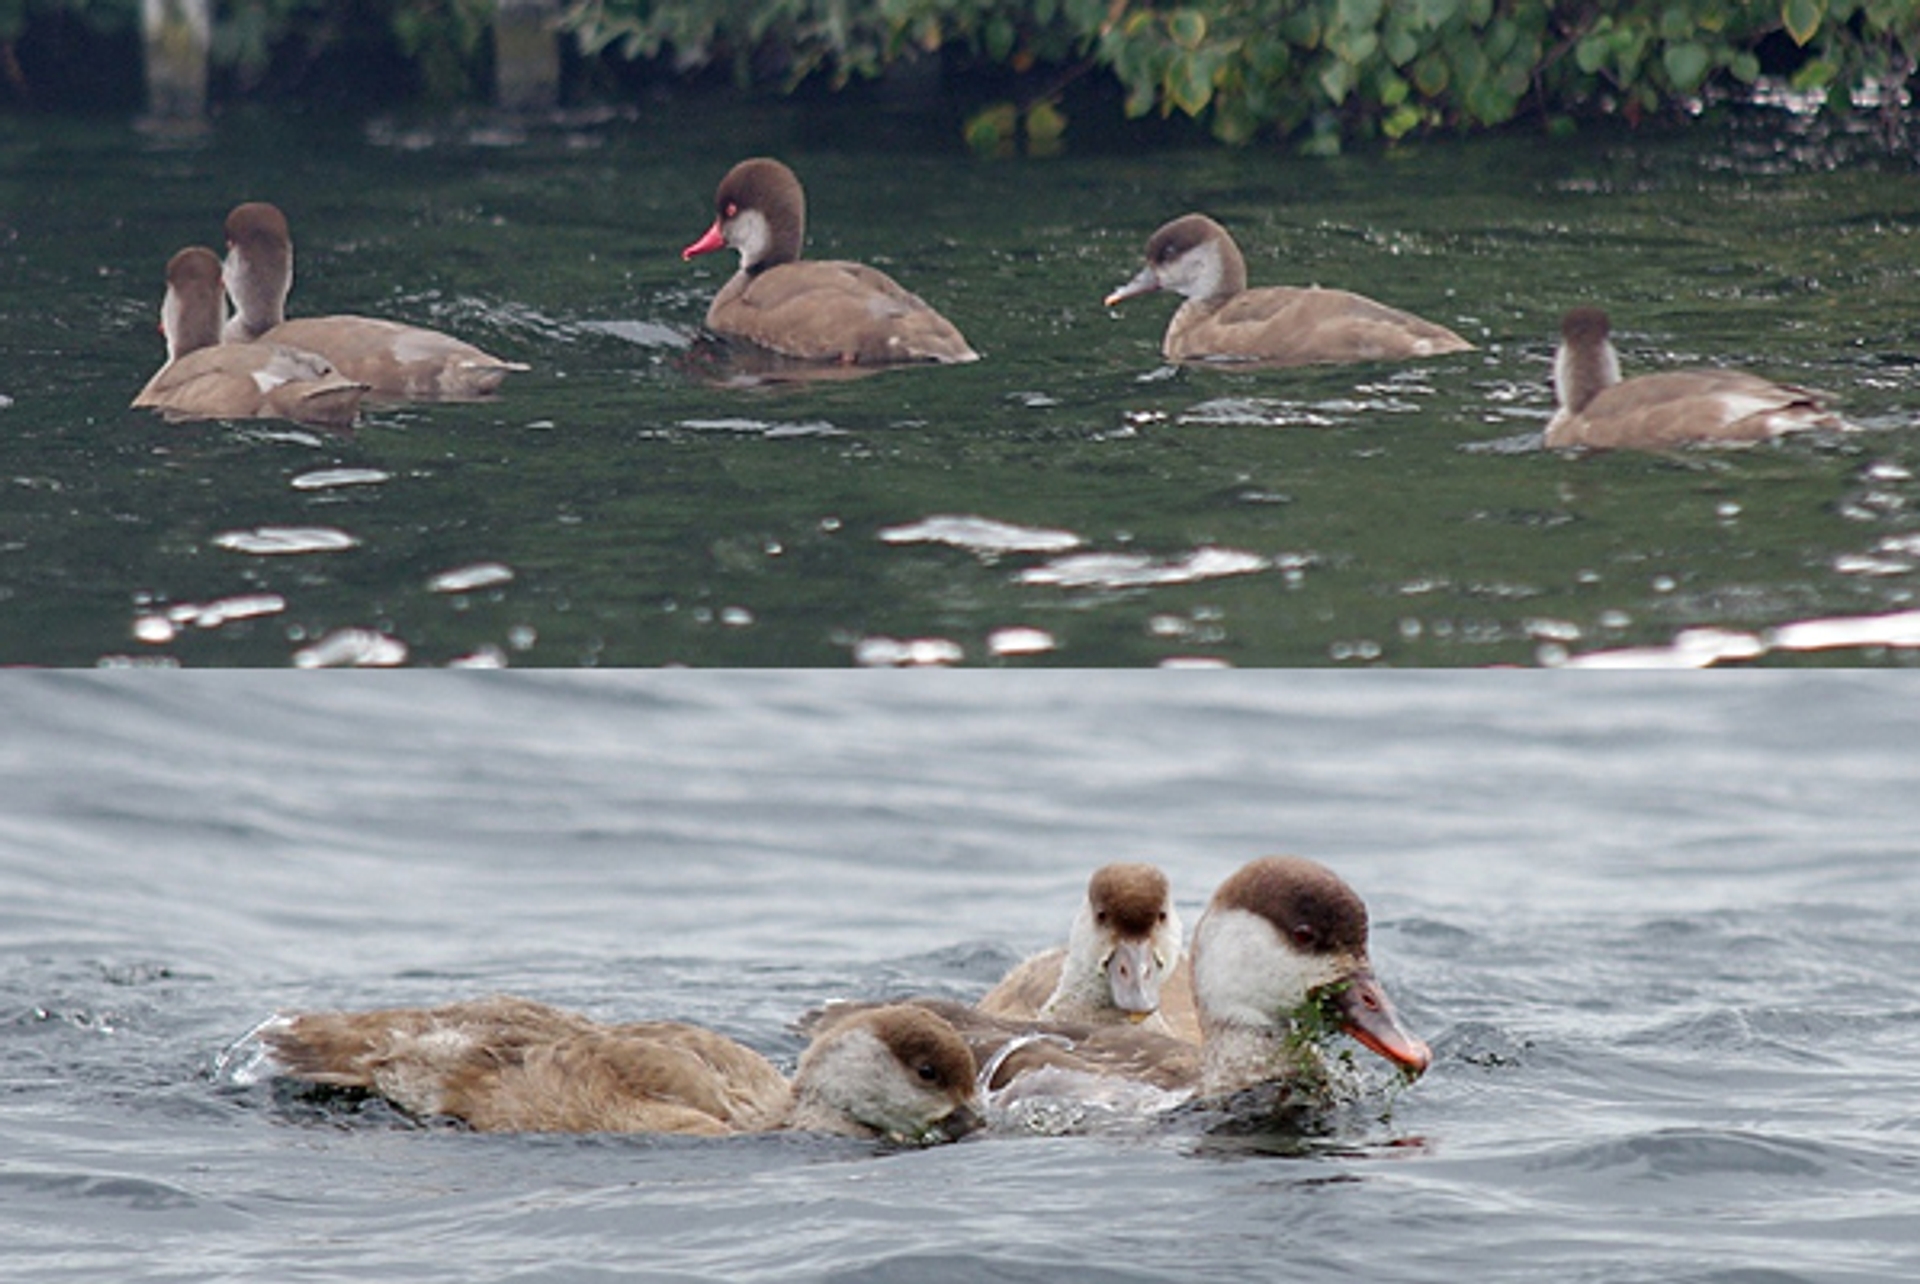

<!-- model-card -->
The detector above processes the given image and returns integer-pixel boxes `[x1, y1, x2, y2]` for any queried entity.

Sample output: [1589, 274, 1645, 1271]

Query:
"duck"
[131, 246, 368, 428]
[680, 157, 979, 366]
[1544, 306, 1845, 449]
[976, 862, 1185, 1036]
[1105, 213, 1472, 366]
[823, 857, 1431, 1113]
[221, 202, 528, 400]
[261, 994, 980, 1143]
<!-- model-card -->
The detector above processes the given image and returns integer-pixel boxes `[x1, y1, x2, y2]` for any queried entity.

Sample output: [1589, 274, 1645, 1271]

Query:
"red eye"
[723, 202, 738, 218]
[1290, 925, 1317, 948]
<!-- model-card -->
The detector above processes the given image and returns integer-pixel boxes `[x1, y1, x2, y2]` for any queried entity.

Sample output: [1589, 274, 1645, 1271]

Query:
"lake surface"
[5, 98, 1920, 666]
[2, 672, 1917, 1281]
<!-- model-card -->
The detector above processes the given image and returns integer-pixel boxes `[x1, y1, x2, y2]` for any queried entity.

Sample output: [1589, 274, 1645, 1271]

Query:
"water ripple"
[212, 527, 360, 557]
[1018, 547, 1269, 589]
[878, 515, 1083, 557]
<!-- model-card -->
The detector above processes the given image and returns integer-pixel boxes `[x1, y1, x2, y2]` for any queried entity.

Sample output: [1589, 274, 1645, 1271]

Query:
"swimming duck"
[131, 246, 367, 427]
[263, 994, 980, 1142]
[825, 857, 1431, 1111]
[1105, 213, 1472, 366]
[977, 862, 1184, 1035]
[1544, 307, 1844, 449]
[222, 202, 528, 400]
[681, 157, 979, 365]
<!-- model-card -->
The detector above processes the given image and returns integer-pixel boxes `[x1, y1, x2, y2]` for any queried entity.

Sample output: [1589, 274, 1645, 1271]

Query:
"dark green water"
[4, 98, 1919, 666]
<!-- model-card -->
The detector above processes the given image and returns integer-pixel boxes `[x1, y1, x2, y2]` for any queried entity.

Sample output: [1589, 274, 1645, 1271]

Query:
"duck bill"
[1104, 266, 1160, 308]
[681, 220, 727, 261]
[1334, 971, 1432, 1078]
[1105, 939, 1163, 1019]
[933, 1101, 984, 1142]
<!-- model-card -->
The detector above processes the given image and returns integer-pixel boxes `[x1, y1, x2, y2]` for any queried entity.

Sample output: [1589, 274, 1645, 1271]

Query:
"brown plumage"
[131, 246, 367, 427]
[681, 158, 978, 366]
[1544, 307, 1844, 450]
[222, 202, 528, 399]
[265, 994, 979, 1142]
[1106, 213, 1471, 366]
[826, 857, 1430, 1110]
[977, 863, 1186, 1037]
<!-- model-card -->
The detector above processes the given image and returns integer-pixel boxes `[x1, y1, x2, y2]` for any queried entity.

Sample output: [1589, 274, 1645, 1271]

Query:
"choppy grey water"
[3, 672, 1918, 1282]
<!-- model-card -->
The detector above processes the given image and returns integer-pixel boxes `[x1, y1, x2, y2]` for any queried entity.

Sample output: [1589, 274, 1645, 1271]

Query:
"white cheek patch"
[1168, 243, 1222, 299]
[1194, 907, 1339, 1029]
[730, 209, 771, 265]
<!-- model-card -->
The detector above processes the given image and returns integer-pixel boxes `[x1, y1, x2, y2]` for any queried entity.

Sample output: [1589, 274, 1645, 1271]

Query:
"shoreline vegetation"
[3, 2, 1915, 152]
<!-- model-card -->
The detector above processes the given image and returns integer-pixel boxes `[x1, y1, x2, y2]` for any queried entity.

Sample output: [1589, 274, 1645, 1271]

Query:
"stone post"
[141, 0, 210, 120]
[494, 0, 561, 110]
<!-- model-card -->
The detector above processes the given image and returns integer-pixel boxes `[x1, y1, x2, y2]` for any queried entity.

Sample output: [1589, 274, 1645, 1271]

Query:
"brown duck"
[222, 201, 527, 400]
[1107, 213, 1471, 367]
[132, 246, 366, 427]
[681, 157, 978, 366]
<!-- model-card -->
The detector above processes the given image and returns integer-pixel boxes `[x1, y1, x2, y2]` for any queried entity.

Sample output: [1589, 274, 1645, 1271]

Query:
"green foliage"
[562, 0, 1920, 149]
[10, 0, 494, 100]
[10, 0, 1920, 142]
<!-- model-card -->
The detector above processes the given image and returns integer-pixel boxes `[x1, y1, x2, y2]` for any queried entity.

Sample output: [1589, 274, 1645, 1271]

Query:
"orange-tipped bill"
[1334, 971, 1432, 1078]
[1104, 266, 1160, 308]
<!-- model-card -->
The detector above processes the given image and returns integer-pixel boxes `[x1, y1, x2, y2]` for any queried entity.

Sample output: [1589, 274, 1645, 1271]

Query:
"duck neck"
[1554, 334, 1620, 415]
[165, 288, 224, 362]
[1198, 1015, 1330, 1099]
[224, 248, 291, 340]
[1206, 234, 1248, 301]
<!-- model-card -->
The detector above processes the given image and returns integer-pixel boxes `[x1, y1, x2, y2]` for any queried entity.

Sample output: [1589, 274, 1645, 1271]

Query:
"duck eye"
[916, 1063, 939, 1083]
[1094, 910, 1108, 925]
[1157, 910, 1168, 923]
[1290, 924, 1317, 948]
[722, 201, 739, 218]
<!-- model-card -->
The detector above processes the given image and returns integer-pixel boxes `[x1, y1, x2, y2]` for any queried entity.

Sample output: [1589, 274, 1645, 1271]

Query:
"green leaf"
[1383, 23, 1420, 66]
[1319, 56, 1357, 103]
[1783, 0, 1824, 46]
[1382, 103, 1423, 139]
[1026, 101, 1068, 143]
[1662, 40, 1711, 91]
[1338, 0, 1384, 28]
[1575, 33, 1611, 74]
[1789, 55, 1839, 90]
[1168, 51, 1215, 115]
[1169, 8, 1207, 49]
[1412, 53, 1449, 96]
[963, 103, 1016, 156]
[1330, 28, 1379, 64]
[985, 15, 1015, 62]
[1730, 51, 1761, 83]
